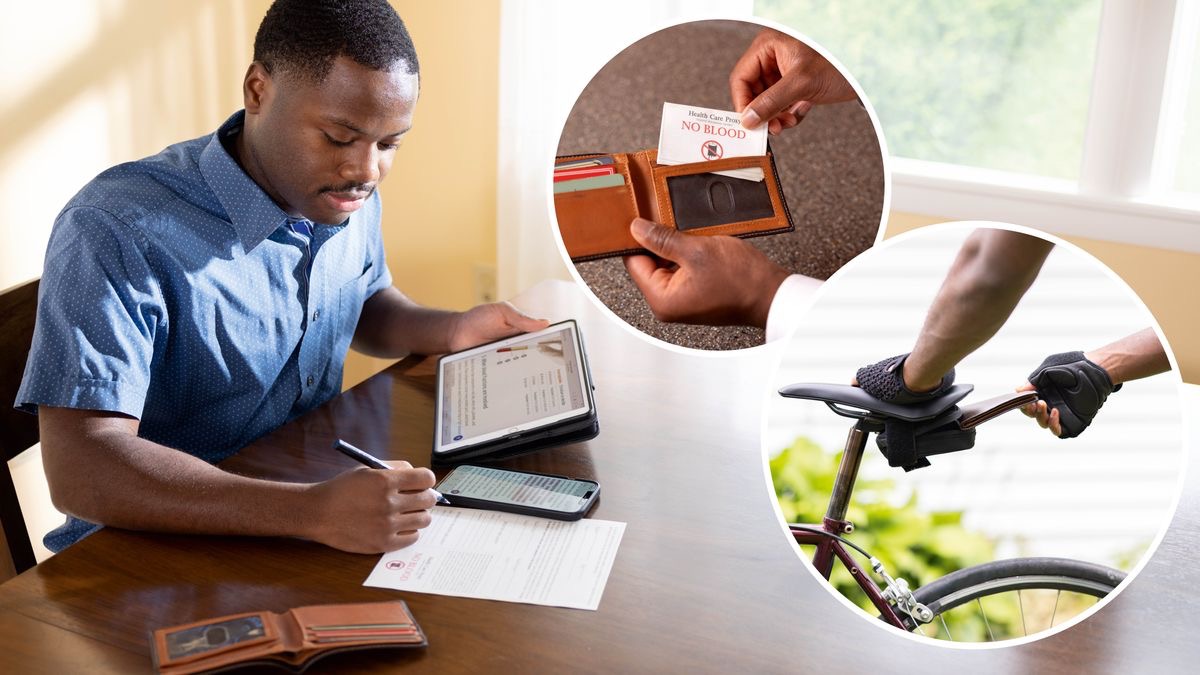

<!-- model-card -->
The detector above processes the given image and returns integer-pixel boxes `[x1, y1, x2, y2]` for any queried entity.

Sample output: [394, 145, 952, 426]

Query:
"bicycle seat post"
[825, 419, 877, 527]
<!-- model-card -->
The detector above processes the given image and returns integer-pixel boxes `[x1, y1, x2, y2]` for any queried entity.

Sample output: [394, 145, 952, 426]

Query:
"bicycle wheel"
[902, 557, 1126, 642]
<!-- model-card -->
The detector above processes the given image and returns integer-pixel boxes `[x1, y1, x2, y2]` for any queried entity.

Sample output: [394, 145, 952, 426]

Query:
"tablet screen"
[435, 322, 590, 453]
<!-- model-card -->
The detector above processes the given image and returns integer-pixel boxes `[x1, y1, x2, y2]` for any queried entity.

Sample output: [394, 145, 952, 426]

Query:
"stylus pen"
[332, 439, 451, 505]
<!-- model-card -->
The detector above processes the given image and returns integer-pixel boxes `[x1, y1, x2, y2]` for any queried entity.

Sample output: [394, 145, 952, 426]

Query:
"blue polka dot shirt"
[15, 111, 393, 551]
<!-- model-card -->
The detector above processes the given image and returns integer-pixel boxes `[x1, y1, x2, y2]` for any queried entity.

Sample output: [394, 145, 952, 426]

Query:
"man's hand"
[39, 407, 439, 554]
[448, 302, 549, 353]
[304, 462, 437, 553]
[623, 218, 790, 327]
[1016, 381, 1063, 437]
[730, 27, 858, 135]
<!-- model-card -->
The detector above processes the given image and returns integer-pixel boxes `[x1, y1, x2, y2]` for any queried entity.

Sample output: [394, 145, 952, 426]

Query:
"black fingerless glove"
[1027, 351, 1120, 439]
[856, 353, 955, 404]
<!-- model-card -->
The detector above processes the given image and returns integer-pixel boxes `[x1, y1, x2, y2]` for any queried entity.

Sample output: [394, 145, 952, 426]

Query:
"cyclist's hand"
[853, 353, 954, 404]
[1016, 381, 1063, 437]
[1021, 351, 1120, 439]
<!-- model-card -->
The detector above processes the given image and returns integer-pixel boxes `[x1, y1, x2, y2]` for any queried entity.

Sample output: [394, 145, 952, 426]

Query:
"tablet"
[433, 320, 597, 462]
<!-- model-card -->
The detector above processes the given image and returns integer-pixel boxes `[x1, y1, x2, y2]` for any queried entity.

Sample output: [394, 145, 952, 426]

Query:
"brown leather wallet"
[553, 149, 794, 262]
[150, 601, 426, 674]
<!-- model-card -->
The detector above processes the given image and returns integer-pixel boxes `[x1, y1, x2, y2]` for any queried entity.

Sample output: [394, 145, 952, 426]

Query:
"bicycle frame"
[784, 388, 1042, 631]
[790, 419, 907, 627]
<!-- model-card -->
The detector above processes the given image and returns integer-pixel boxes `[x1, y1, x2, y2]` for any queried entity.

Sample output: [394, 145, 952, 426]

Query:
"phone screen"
[437, 466, 596, 513]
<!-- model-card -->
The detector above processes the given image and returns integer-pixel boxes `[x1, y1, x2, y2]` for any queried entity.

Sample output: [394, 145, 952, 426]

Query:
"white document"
[657, 102, 767, 181]
[363, 507, 626, 611]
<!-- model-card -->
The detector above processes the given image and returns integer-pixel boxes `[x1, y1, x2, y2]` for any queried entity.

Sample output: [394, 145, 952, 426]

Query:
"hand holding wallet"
[553, 148, 794, 262]
[150, 601, 426, 674]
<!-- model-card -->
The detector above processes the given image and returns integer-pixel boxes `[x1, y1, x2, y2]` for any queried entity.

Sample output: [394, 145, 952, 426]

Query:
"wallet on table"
[553, 148, 794, 262]
[150, 601, 426, 674]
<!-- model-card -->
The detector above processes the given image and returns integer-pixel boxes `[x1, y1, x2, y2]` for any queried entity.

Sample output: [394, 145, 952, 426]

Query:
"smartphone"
[435, 465, 599, 521]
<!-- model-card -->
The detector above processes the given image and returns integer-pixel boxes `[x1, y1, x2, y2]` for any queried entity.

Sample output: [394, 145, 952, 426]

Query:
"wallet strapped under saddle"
[553, 148, 795, 262]
[876, 407, 976, 472]
[874, 391, 1038, 471]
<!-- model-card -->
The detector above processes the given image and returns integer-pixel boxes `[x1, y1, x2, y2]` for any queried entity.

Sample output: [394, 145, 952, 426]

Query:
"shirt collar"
[199, 110, 294, 253]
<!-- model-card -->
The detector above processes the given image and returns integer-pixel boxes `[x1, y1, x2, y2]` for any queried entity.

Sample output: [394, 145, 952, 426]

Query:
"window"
[1173, 21, 1200, 194]
[756, 0, 1103, 180]
[755, 1, 1200, 249]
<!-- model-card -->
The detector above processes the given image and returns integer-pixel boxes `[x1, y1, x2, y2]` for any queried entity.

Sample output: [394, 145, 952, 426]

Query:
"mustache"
[320, 183, 376, 196]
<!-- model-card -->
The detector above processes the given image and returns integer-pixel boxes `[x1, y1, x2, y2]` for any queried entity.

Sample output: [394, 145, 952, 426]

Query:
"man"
[16, 0, 544, 554]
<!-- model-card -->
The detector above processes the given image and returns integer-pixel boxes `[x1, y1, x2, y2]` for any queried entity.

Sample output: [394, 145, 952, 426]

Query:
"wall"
[343, 0, 502, 387]
[0, 1, 267, 290]
[887, 212, 1200, 383]
[0, 1, 501, 390]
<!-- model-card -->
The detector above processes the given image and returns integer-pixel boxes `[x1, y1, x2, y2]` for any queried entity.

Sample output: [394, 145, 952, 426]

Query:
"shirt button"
[306, 375, 314, 387]
[312, 309, 320, 322]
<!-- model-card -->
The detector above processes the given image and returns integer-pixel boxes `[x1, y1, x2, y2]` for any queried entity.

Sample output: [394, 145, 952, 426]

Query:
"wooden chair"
[0, 277, 40, 580]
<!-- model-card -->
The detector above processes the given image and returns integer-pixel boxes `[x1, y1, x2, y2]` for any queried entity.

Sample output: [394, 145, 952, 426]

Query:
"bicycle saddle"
[780, 384, 1036, 472]
[778, 383, 973, 422]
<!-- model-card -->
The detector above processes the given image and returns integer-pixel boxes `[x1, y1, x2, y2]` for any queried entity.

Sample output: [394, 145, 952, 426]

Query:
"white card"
[656, 102, 767, 181]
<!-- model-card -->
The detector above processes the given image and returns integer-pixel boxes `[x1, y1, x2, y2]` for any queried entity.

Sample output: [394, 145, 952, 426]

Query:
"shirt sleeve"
[764, 273, 824, 344]
[15, 206, 165, 418]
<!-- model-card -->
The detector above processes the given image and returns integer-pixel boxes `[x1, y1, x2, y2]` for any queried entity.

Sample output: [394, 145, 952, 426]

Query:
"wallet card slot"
[666, 173, 775, 231]
[649, 153, 771, 180]
[153, 611, 279, 669]
[649, 153, 791, 237]
[553, 183, 640, 261]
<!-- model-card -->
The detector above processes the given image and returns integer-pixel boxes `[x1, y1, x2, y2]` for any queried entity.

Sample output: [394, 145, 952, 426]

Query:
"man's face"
[240, 55, 418, 225]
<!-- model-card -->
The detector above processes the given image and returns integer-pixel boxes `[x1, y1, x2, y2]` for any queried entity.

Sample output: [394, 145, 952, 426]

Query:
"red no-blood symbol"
[700, 139, 724, 160]
[386, 560, 406, 570]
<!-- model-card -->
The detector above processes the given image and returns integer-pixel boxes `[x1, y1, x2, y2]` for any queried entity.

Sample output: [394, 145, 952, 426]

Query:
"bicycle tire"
[902, 557, 1126, 635]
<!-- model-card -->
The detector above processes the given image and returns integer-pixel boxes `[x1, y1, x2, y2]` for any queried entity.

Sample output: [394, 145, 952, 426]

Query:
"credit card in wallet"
[555, 156, 615, 170]
[553, 165, 616, 182]
[553, 173, 625, 194]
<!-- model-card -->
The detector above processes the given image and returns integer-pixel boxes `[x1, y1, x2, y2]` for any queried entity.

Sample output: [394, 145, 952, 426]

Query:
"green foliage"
[771, 436, 1004, 640]
[755, 0, 1102, 178]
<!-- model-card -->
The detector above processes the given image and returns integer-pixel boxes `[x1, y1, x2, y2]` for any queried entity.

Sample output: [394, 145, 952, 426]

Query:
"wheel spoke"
[1018, 589, 1027, 637]
[976, 598, 995, 642]
[1050, 589, 1062, 628]
[939, 613, 953, 641]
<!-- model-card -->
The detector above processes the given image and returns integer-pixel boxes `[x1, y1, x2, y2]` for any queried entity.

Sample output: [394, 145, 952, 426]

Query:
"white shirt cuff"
[765, 274, 823, 343]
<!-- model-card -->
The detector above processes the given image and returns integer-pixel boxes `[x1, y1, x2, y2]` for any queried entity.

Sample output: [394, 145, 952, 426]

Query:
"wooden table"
[0, 280, 1196, 673]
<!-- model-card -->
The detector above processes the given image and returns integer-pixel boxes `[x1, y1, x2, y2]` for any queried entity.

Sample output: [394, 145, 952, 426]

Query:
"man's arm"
[351, 287, 548, 357]
[39, 406, 437, 553]
[1081, 327, 1170, 385]
[902, 230, 1055, 391]
[1017, 328, 1170, 436]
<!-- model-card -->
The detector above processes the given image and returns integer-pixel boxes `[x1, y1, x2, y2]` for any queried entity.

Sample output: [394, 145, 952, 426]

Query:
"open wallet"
[150, 601, 426, 674]
[553, 148, 794, 262]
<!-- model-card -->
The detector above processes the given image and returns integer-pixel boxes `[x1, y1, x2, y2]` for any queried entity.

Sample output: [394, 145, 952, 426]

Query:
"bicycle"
[777, 382, 1127, 642]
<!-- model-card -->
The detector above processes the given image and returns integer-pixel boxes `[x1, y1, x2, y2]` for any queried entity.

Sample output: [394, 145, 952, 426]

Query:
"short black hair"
[253, 0, 419, 82]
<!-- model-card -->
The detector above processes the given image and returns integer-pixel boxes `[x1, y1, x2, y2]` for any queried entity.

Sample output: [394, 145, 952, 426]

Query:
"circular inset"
[763, 222, 1185, 645]
[552, 19, 887, 351]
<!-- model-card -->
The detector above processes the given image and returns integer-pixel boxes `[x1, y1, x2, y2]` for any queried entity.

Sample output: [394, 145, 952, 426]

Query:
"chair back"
[0, 277, 40, 580]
